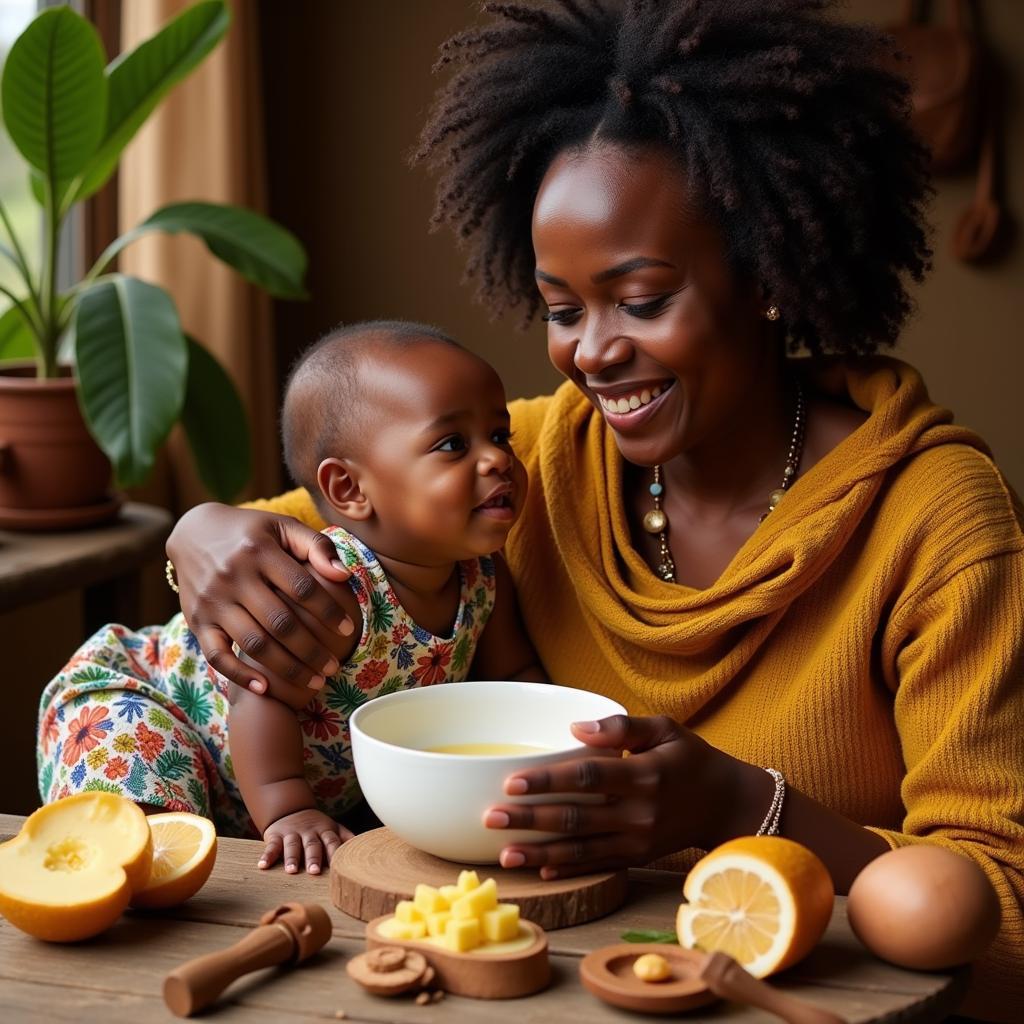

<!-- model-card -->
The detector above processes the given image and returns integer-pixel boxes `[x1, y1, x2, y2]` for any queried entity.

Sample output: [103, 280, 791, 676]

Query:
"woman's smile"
[590, 380, 676, 431]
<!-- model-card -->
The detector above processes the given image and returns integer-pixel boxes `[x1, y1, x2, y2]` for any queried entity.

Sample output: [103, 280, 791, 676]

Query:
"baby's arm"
[471, 553, 547, 682]
[229, 572, 362, 874]
[230, 686, 346, 873]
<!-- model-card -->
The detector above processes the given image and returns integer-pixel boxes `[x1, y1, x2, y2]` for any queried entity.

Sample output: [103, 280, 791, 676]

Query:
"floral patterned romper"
[37, 526, 497, 836]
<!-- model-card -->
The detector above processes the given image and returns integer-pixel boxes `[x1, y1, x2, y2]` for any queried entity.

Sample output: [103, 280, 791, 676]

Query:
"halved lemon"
[676, 836, 833, 978]
[130, 812, 217, 909]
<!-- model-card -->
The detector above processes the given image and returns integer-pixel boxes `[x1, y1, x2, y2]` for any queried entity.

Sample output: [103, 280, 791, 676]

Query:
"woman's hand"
[258, 809, 354, 875]
[166, 503, 355, 694]
[483, 715, 764, 879]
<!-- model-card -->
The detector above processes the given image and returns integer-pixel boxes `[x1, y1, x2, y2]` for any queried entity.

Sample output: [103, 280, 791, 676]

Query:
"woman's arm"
[166, 500, 354, 694]
[483, 715, 888, 890]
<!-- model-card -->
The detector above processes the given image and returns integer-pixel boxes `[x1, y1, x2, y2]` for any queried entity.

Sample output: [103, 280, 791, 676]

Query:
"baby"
[37, 321, 543, 874]
[231, 320, 544, 872]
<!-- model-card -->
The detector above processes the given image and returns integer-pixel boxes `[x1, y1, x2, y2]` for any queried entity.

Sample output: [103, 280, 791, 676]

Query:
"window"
[0, 1, 43, 310]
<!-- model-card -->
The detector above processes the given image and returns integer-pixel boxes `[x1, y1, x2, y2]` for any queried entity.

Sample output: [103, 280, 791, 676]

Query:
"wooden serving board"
[330, 827, 628, 930]
[365, 915, 550, 999]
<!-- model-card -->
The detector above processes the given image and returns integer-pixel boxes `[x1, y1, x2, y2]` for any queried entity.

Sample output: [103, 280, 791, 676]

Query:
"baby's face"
[354, 342, 527, 564]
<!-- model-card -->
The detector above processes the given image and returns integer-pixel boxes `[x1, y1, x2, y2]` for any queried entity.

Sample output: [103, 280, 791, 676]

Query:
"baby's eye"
[434, 435, 467, 453]
[491, 428, 514, 446]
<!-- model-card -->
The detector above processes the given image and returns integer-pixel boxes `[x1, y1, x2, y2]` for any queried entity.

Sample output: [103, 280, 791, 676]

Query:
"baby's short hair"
[281, 320, 462, 499]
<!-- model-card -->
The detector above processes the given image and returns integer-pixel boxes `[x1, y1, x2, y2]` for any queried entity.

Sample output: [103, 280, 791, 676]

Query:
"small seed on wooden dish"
[633, 952, 672, 982]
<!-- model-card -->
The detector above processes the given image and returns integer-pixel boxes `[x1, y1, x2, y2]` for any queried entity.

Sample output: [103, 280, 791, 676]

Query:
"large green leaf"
[104, 202, 307, 299]
[74, 275, 187, 487]
[181, 336, 251, 501]
[0, 303, 36, 361]
[69, 1, 230, 205]
[1, 7, 106, 187]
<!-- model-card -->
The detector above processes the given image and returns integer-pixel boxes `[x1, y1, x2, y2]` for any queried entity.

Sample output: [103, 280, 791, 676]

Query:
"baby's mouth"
[477, 493, 512, 510]
[474, 485, 516, 520]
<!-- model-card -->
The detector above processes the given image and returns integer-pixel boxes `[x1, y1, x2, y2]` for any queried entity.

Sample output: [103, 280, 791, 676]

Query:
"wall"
[261, 0, 1023, 489]
[259, 0, 558, 411]
[844, 0, 1024, 490]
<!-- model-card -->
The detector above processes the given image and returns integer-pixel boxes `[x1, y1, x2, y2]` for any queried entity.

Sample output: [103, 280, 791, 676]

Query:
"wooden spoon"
[699, 951, 846, 1024]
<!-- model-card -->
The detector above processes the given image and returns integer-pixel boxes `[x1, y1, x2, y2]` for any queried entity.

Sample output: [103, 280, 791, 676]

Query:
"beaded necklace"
[643, 384, 806, 583]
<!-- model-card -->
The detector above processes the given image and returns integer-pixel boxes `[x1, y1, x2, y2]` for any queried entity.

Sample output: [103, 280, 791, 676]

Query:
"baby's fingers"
[258, 833, 284, 870]
[283, 832, 304, 873]
[303, 832, 327, 875]
[320, 823, 356, 865]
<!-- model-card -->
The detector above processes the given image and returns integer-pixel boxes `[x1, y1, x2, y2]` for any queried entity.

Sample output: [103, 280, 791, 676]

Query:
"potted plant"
[0, 0, 305, 527]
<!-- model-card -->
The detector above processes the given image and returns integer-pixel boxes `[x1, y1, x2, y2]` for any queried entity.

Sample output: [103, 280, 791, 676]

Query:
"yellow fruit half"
[130, 812, 217, 909]
[676, 836, 834, 978]
[0, 792, 153, 942]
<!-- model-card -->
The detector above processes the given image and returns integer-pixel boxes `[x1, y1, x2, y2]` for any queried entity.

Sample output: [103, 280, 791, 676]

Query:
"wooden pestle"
[163, 902, 333, 1017]
[699, 952, 847, 1024]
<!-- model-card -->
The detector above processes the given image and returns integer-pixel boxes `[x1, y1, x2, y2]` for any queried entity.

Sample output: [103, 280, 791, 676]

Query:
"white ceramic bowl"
[349, 680, 627, 863]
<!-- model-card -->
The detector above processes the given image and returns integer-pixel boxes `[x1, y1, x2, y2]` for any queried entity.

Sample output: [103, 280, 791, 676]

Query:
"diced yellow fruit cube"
[413, 883, 447, 914]
[444, 916, 482, 952]
[452, 876, 499, 919]
[482, 903, 520, 942]
[457, 869, 480, 893]
[426, 910, 452, 938]
[378, 917, 427, 941]
[439, 884, 462, 905]
[395, 899, 422, 924]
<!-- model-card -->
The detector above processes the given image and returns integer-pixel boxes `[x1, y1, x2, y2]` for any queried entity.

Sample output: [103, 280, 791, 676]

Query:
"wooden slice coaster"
[365, 916, 550, 999]
[330, 827, 627, 930]
[579, 943, 717, 1015]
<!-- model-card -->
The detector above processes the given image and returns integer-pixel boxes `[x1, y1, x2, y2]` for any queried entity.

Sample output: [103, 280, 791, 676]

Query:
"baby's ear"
[317, 458, 372, 520]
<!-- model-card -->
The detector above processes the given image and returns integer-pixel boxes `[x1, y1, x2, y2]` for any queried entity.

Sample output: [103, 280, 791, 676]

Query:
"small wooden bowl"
[365, 915, 550, 999]
[579, 944, 717, 1015]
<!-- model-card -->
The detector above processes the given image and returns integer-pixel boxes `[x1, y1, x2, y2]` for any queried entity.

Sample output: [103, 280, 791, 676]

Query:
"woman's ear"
[317, 458, 373, 520]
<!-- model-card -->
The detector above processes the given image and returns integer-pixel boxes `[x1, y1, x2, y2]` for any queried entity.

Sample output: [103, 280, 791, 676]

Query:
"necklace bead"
[646, 384, 805, 583]
[643, 509, 667, 533]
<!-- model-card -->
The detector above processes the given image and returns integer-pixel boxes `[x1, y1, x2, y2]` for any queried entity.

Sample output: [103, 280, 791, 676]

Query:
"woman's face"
[531, 144, 776, 468]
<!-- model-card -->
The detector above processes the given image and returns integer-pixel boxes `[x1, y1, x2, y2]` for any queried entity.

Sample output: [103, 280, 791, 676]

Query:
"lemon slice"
[676, 836, 833, 978]
[130, 812, 217, 909]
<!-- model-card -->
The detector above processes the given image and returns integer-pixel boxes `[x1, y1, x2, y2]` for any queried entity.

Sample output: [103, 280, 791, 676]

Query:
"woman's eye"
[540, 307, 581, 325]
[435, 435, 467, 453]
[618, 296, 670, 318]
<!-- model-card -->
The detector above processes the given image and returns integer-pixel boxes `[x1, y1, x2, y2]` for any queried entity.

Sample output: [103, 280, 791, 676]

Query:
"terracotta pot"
[0, 363, 113, 518]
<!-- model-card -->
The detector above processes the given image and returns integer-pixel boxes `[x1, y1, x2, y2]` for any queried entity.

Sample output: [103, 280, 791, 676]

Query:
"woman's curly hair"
[415, 0, 932, 356]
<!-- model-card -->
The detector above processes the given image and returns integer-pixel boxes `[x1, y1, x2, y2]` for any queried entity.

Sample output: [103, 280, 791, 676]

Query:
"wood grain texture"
[329, 827, 628, 929]
[0, 503, 170, 611]
[0, 814, 966, 1023]
[365, 915, 550, 999]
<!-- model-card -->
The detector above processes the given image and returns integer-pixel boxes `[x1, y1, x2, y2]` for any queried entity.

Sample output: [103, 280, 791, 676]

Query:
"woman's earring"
[764, 305, 781, 322]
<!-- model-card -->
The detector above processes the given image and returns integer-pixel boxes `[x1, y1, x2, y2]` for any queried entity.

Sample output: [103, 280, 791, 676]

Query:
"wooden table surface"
[0, 814, 966, 1023]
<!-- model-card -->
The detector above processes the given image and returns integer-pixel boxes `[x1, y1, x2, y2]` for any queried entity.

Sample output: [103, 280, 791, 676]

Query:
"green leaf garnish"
[620, 930, 679, 944]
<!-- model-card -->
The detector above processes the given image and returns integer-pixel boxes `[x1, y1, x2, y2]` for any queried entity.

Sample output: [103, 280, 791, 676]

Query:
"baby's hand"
[258, 809, 354, 875]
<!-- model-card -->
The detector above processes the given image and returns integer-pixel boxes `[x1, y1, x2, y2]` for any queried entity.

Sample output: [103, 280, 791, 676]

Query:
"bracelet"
[755, 767, 786, 836]
[164, 559, 180, 594]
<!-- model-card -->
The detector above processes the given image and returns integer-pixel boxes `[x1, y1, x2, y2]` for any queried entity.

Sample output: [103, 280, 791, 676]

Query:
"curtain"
[119, 0, 280, 511]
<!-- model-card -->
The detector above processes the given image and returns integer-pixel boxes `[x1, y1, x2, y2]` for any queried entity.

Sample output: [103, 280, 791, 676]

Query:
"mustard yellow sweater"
[249, 358, 1023, 1021]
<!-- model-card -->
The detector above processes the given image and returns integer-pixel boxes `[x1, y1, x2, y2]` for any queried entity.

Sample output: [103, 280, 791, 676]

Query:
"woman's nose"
[573, 315, 632, 375]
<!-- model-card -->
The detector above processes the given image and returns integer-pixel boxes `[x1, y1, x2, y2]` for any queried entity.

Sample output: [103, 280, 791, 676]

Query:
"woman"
[162, 2, 1019, 1017]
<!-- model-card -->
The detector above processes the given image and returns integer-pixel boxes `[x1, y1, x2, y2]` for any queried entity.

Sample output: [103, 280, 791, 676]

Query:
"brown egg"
[847, 845, 1000, 970]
